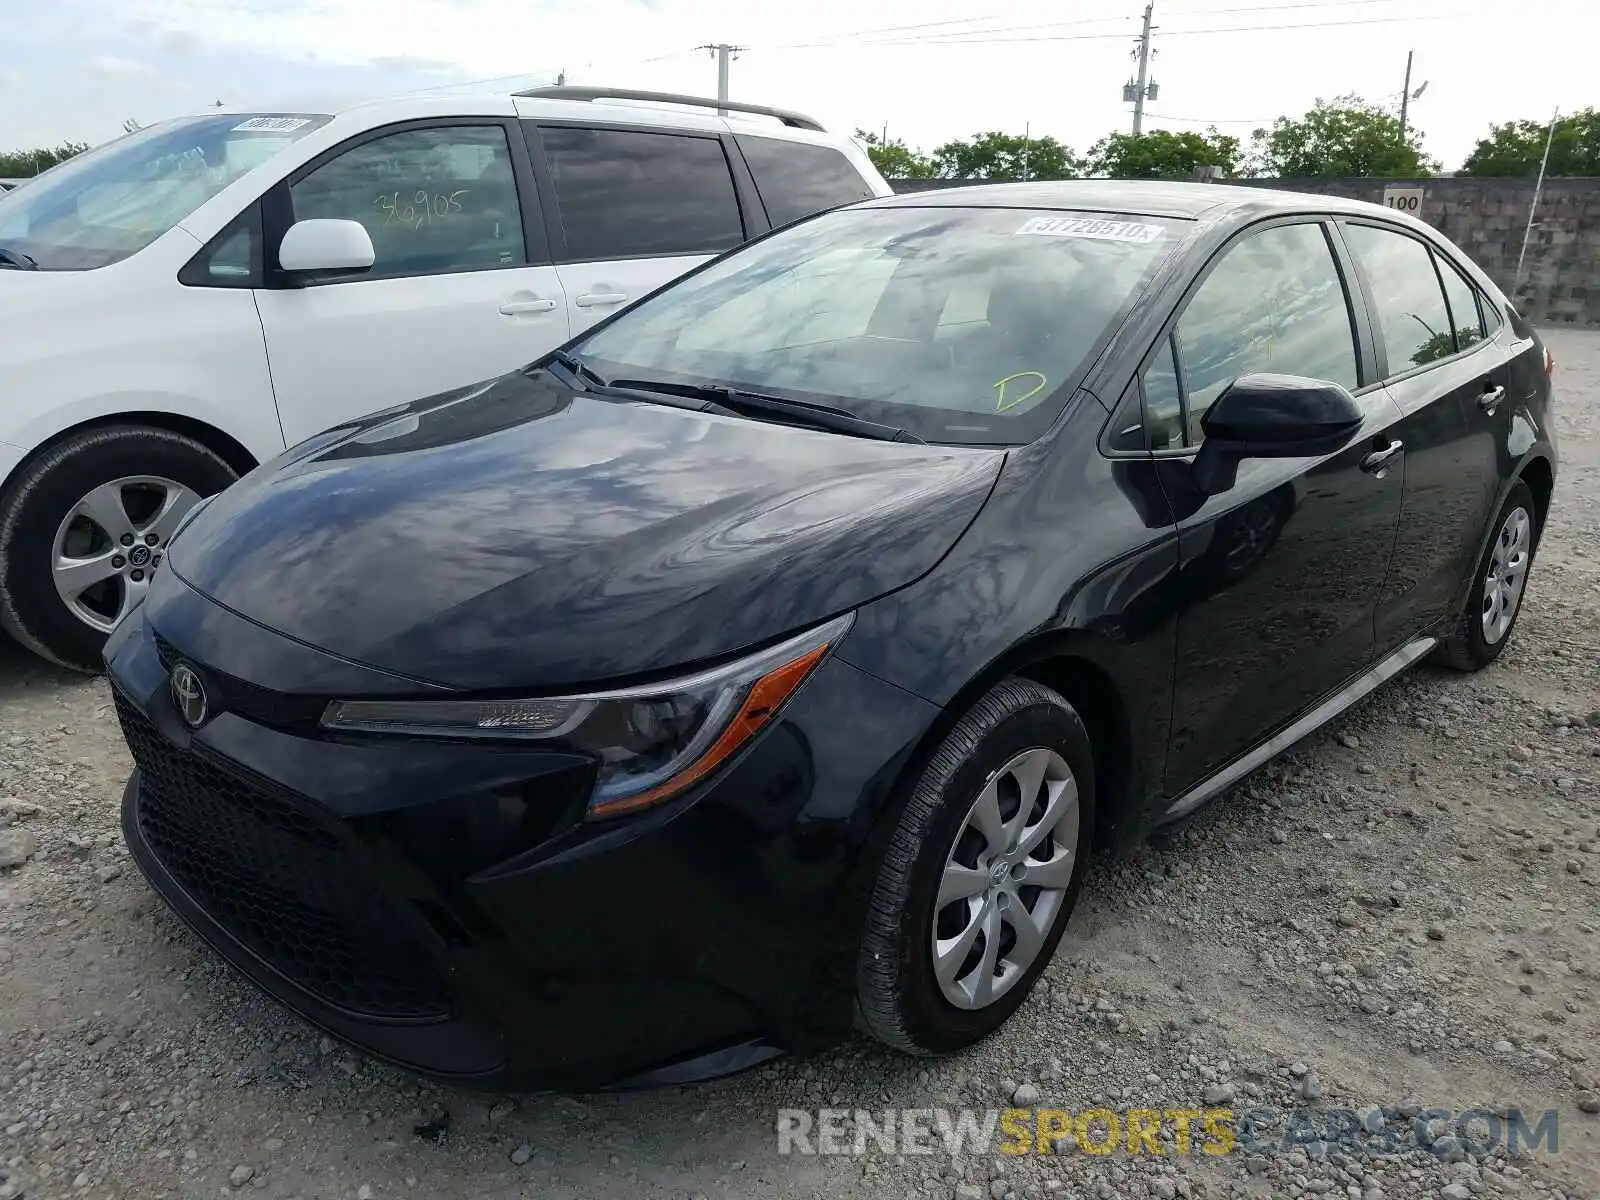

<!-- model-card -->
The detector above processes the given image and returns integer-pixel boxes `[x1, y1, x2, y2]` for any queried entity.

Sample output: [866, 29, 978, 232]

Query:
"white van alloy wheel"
[52, 475, 201, 632]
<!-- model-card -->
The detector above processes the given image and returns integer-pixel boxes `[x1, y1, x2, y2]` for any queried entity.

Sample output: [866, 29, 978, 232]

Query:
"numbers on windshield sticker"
[994, 372, 1048, 412]
[232, 117, 313, 134]
[375, 189, 469, 229]
[1015, 216, 1165, 244]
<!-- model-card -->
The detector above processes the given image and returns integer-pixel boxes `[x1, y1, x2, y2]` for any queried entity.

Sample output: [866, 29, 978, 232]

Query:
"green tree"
[0, 142, 89, 177]
[853, 129, 936, 181]
[929, 131, 1079, 181]
[1086, 128, 1241, 179]
[1248, 96, 1437, 178]
[1461, 108, 1600, 177]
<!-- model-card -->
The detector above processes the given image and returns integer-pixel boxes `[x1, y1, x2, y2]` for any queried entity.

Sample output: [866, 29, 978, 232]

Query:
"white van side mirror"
[278, 219, 376, 274]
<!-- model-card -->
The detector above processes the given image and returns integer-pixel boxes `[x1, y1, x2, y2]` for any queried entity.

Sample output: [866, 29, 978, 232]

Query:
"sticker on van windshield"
[232, 117, 313, 133]
[1015, 216, 1165, 244]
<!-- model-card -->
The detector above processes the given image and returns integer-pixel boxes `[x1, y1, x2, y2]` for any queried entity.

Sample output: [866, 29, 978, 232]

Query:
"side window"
[1175, 222, 1359, 441]
[1142, 336, 1185, 450]
[1104, 337, 1182, 453]
[289, 125, 526, 280]
[539, 127, 744, 262]
[1435, 252, 1488, 352]
[179, 214, 256, 287]
[1342, 224, 1455, 374]
[734, 135, 875, 227]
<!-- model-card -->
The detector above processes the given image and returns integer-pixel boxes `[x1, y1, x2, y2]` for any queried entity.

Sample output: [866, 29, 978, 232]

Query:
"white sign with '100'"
[1382, 187, 1425, 213]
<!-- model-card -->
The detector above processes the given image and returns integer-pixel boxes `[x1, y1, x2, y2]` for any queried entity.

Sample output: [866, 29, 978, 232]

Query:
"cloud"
[87, 54, 158, 78]
[0, 71, 21, 91]
[158, 28, 206, 55]
[367, 55, 462, 78]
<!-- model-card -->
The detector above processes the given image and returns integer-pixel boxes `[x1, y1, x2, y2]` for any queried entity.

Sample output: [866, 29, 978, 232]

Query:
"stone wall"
[888, 176, 1600, 326]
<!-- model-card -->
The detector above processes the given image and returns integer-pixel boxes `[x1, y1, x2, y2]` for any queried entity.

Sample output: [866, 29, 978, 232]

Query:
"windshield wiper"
[548, 349, 609, 389]
[0, 248, 37, 270]
[608, 378, 925, 444]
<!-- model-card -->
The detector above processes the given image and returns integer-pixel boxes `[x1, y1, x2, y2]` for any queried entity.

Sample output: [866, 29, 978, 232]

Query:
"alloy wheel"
[1481, 504, 1531, 646]
[932, 747, 1079, 1010]
[51, 476, 201, 633]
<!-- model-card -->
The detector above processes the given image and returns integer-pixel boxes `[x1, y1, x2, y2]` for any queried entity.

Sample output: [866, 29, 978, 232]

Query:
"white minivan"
[0, 86, 891, 670]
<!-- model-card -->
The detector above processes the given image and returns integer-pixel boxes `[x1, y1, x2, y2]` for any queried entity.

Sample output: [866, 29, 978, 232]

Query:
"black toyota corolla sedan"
[108, 181, 1557, 1090]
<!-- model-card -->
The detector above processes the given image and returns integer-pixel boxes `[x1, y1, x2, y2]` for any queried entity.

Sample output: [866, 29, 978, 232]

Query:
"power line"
[1145, 112, 1274, 124]
[1163, 0, 1406, 13]
[850, 12, 1465, 45]
[764, 12, 1137, 52]
[768, 0, 1420, 49]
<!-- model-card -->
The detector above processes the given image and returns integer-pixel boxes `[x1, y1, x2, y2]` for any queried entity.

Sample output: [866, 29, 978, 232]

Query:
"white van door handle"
[575, 292, 628, 308]
[499, 298, 557, 315]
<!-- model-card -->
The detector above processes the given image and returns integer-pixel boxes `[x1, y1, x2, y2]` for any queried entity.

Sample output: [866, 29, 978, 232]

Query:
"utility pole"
[1399, 51, 1413, 139]
[1122, 3, 1158, 135]
[697, 43, 744, 112]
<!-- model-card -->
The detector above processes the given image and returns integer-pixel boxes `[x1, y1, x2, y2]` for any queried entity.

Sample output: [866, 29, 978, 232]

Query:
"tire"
[1431, 478, 1539, 672]
[856, 678, 1095, 1055]
[0, 426, 237, 673]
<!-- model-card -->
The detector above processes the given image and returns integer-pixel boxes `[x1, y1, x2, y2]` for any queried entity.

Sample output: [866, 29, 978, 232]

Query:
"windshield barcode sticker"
[232, 117, 312, 133]
[1015, 216, 1165, 243]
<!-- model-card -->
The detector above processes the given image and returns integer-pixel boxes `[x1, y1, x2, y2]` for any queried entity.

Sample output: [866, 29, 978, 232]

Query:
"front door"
[1150, 219, 1407, 795]
[255, 121, 569, 445]
[525, 123, 750, 335]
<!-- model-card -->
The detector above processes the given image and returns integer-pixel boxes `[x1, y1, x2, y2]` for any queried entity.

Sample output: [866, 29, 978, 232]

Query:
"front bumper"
[109, 575, 939, 1091]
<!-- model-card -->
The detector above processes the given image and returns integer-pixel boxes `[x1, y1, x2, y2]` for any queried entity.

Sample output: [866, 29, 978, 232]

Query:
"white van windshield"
[0, 113, 330, 271]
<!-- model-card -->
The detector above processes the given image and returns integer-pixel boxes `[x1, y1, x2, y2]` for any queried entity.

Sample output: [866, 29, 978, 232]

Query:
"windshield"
[0, 113, 330, 270]
[570, 205, 1187, 445]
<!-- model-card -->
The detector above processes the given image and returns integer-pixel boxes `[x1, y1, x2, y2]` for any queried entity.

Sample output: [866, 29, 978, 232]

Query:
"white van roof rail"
[513, 86, 826, 133]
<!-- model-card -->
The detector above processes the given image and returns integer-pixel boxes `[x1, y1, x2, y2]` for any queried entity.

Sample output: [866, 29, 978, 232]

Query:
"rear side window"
[1174, 222, 1358, 441]
[538, 127, 744, 262]
[1435, 252, 1488, 352]
[1343, 224, 1455, 374]
[735, 135, 876, 227]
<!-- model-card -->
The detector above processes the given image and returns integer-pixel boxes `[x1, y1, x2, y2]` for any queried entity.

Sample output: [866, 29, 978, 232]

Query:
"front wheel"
[0, 426, 237, 672]
[1431, 479, 1539, 672]
[856, 678, 1095, 1055]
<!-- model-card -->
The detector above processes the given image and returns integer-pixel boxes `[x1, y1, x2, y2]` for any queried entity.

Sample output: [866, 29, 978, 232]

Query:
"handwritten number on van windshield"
[375, 189, 469, 229]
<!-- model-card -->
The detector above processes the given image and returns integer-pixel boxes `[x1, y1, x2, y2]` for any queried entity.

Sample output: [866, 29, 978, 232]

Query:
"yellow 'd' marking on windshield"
[994, 372, 1048, 412]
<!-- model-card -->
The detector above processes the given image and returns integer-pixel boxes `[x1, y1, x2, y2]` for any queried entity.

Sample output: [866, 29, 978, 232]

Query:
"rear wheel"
[856, 678, 1094, 1055]
[0, 426, 237, 672]
[1432, 479, 1538, 672]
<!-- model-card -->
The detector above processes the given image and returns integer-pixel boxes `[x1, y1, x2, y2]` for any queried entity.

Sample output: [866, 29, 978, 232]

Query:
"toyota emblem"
[169, 663, 209, 728]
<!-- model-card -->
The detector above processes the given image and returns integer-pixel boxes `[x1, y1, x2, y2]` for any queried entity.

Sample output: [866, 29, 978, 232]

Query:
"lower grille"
[116, 693, 452, 1021]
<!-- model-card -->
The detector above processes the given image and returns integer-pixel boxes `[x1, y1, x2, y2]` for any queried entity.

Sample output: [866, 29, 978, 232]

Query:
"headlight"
[320, 612, 853, 819]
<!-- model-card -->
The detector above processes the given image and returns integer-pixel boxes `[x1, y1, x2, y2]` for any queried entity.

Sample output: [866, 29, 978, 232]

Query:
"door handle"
[1478, 384, 1506, 413]
[499, 298, 557, 315]
[1360, 439, 1405, 475]
[575, 292, 629, 308]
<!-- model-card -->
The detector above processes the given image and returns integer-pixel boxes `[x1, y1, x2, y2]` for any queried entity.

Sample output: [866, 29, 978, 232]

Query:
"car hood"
[169, 370, 1005, 690]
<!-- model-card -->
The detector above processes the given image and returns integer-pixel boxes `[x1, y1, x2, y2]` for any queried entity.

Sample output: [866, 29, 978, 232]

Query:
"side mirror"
[278, 218, 376, 276]
[1192, 373, 1364, 495]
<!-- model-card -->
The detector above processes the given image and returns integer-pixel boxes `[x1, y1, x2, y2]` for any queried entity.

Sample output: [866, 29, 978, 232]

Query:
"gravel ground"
[2, 329, 1597, 1200]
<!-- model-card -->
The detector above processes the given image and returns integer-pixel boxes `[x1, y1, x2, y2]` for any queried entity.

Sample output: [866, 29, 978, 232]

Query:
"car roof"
[158, 87, 842, 145]
[867, 179, 1401, 221]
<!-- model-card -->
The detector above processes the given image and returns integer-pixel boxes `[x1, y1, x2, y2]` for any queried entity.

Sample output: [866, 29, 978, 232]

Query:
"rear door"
[1128, 218, 1408, 796]
[1336, 220, 1516, 647]
[254, 119, 568, 445]
[524, 123, 751, 334]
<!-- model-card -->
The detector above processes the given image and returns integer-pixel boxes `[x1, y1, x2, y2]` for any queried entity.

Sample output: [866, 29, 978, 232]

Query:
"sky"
[0, 0, 1582, 172]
